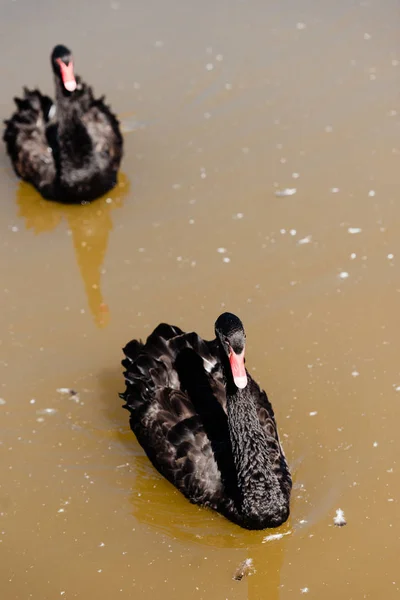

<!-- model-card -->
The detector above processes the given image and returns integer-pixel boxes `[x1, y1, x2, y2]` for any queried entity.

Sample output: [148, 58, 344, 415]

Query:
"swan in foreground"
[120, 312, 292, 529]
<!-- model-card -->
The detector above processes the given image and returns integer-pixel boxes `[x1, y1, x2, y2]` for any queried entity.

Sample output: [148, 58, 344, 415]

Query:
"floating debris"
[300, 588, 309, 594]
[56, 388, 80, 403]
[275, 188, 297, 197]
[233, 558, 256, 581]
[262, 530, 292, 543]
[334, 508, 347, 527]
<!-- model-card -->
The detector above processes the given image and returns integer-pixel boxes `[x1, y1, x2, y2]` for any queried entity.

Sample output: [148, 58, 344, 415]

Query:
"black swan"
[3, 44, 123, 204]
[120, 312, 292, 530]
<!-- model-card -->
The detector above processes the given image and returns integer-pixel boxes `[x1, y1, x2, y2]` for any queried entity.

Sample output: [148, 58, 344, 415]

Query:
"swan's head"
[51, 45, 77, 93]
[215, 312, 247, 389]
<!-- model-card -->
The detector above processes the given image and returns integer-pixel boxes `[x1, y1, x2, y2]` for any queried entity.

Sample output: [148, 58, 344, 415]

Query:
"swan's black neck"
[222, 356, 288, 529]
[54, 75, 93, 172]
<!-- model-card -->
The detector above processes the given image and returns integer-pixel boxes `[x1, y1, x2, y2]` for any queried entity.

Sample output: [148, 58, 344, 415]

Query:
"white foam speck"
[275, 188, 297, 197]
[348, 227, 362, 234]
[364, 33, 371, 40]
[339, 271, 349, 279]
[331, 187, 340, 193]
[352, 371, 359, 377]
[387, 253, 394, 259]
[292, 172, 300, 179]
[296, 22, 306, 30]
[373, 441, 378, 447]
[350, 253, 357, 260]
[0, 398, 6, 405]
[289, 229, 297, 236]
[217, 247, 227, 254]
[223, 257, 231, 263]
[368, 190, 376, 197]
[216, 54, 223, 61]
[309, 411, 317, 416]
[36, 408, 58, 415]
[206, 63, 214, 71]
[262, 531, 292, 543]
[298, 235, 312, 245]
[301, 588, 309, 594]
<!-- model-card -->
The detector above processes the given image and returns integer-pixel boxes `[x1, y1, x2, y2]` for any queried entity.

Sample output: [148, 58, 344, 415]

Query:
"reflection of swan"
[16, 173, 130, 327]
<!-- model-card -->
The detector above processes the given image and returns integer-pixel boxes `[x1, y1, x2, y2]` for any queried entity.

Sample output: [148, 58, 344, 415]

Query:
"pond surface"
[1, 0, 400, 598]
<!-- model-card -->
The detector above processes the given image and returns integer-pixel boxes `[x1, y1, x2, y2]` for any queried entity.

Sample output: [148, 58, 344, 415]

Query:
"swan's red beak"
[56, 58, 77, 92]
[229, 348, 247, 389]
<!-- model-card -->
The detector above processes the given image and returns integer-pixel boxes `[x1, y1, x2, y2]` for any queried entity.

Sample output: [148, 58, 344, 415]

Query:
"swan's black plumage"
[120, 313, 292, 530]
[3, 44, 123, 204]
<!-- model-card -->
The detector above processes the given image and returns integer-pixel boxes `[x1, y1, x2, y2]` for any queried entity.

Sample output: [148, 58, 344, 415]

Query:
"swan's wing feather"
[121, 325, 226, 505]
[74, 78, 123, 166]
[3, 89, 56, 195]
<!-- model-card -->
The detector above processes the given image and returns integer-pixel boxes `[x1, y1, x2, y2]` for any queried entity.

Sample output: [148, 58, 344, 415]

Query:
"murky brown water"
[1, 0, 400, 598]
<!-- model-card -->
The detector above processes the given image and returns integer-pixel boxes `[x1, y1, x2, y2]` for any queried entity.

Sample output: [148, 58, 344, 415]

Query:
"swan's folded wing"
[3, 89, 56, 191]
[124, 383, 225, 507]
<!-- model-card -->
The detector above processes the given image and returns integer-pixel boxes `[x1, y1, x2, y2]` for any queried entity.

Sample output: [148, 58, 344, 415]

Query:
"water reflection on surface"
[16, 175, 130, 328]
